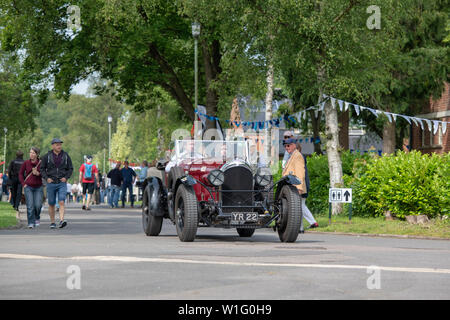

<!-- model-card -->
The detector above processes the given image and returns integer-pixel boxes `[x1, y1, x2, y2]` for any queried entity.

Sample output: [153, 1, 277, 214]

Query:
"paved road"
[0, 203, 449, 300]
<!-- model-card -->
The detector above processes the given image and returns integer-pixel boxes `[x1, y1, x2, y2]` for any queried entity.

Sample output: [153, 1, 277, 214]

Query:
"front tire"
[142, 186, 163, 236]
[277, 185, 302, 242]
[175, 184, 198, 242]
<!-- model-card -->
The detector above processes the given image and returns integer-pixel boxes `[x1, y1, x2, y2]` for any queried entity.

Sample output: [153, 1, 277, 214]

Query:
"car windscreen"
[174, 140, 249, 162]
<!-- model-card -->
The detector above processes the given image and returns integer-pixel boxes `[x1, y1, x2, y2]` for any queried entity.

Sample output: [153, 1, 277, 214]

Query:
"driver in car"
[165, 139, 203, 173]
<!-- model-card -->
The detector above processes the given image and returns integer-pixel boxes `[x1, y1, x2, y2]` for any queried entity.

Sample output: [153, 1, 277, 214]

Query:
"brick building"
[411, 82, 450, 154]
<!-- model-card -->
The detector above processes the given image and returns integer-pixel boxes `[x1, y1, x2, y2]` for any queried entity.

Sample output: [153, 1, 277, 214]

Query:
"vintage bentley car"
[142, 140, 303, 242]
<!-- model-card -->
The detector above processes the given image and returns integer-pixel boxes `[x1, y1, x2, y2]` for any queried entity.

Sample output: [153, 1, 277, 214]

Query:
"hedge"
[274, 150, 449, 219]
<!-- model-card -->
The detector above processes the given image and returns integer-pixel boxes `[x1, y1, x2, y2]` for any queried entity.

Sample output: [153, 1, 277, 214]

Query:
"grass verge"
[308, 215, 450, 239]
[0, 202, 18, 229]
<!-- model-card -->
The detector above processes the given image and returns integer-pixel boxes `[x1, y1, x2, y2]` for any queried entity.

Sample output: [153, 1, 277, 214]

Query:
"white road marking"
[1, 253, 450, 275]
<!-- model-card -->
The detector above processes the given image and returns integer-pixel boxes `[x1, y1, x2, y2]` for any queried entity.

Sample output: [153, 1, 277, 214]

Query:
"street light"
[191, 22, 201, 111]
[3, 127, 7, 174]
[108, 115, 112, 171]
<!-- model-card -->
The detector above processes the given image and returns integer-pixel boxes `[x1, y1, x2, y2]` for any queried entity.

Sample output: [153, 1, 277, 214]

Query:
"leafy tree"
[0, 50, 38, 163]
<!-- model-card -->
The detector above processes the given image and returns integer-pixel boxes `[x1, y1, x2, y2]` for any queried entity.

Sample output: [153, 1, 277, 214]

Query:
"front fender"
[273, 174, 301, 200]
[146, 177, 167, 217]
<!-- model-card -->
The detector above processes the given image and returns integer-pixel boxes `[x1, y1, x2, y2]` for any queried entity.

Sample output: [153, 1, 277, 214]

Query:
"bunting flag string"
[195, 94, 450, 135]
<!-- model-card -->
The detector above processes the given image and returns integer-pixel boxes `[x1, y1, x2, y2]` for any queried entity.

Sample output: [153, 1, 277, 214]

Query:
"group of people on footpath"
[1, 137, 142, 229]
[106, 160, 139, 209]
[1, 138, 74, 229]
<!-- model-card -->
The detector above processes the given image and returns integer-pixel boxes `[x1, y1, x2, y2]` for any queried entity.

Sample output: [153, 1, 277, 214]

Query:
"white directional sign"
[329, 188, 352, 203]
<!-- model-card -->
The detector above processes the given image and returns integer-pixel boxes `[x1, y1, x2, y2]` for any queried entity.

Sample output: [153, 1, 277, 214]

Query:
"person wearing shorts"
[79, 155, 99, 211]
[40, 138, 73, 229]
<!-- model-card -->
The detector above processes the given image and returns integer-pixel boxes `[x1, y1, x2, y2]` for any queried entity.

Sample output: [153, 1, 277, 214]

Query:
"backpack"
[84, 163, 94, 180]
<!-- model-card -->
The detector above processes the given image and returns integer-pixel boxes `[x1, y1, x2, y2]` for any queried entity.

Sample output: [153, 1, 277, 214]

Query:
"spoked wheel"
[277, 185, 302, 242]
[142, 186, 163, 236]
[175, 184, 198, 242]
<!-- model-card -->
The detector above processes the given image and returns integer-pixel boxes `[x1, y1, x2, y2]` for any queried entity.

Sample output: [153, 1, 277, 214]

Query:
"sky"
[71, 79, 90, 95]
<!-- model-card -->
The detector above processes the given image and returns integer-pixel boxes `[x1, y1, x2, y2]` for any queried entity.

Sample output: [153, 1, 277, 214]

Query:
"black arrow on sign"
[344, 190, 351, 202]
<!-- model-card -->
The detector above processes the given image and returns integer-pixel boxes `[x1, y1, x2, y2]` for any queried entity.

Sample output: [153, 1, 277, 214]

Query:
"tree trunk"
[382, 119, 396, 154]
[265, 63, 274, 165]
[338, 110, 349, 150]
[324, 99, 344, 215]
[201, 39, 221, 130]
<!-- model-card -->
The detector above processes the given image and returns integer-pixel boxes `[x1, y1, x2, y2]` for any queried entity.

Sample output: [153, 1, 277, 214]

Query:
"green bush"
[351, 151, 450, 219]
[305, 151, 370, 215]
[272, 150, 449, 219]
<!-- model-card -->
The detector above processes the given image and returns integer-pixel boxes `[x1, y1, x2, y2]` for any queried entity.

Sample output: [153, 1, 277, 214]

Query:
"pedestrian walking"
[79, 155, 99, 211]
[282, 138, 318, 231]
[137, 160, 148, 201]
[0, 173, 3, 201]
[7, 150, 25, 219]
[296, 143, 318, 230]
[0, 173, 5, 201]
[19, 147, 43, 229]
[71, 182, 80, 203]
[121, 160, 136, 208]
[107, 162, 122, 208]
[40, 138, 73, 229]
[104, 173, 111, 205]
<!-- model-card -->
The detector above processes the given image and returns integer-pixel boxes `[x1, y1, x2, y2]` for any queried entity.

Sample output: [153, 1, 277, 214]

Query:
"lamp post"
[108, 115, 112, 170]
[191, 22, 201, 111]
[3, 128, 7, 174]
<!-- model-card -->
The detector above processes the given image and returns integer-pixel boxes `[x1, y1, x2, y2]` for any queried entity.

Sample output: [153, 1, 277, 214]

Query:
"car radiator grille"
[221, 166, 253, 213]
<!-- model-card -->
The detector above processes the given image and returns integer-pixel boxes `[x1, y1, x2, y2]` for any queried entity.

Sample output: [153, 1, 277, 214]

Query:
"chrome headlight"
[255, 168, 272, 187]
[207, 169, 225, 186]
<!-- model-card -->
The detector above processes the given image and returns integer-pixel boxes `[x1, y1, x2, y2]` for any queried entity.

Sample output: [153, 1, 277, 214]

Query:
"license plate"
[231, 212, 258, 222]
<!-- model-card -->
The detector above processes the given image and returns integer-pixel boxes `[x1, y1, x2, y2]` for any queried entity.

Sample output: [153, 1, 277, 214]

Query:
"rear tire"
[277, 185, 302, 243]
[142, 186, 163, 236]
[175, 184, 198, 242]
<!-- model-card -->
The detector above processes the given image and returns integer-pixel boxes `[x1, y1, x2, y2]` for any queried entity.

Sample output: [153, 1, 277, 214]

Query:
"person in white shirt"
[71, 182, 79, 203]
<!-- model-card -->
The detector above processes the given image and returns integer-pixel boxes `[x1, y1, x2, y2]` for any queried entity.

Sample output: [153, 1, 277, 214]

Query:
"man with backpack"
[7, 150, 25, 218]
[40, 139, 74, 229]
[79, 155, 99, 211]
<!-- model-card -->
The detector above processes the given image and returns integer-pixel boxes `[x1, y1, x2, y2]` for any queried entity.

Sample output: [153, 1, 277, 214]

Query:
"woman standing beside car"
[19, 147, 43, 229]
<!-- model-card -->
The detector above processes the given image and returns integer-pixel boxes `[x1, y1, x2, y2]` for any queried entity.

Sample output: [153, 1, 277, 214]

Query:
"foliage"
[351, 151, 450, 219]
[0, 51, 38, 163]
[305, 151, 371, 215]
[0, 0, 197, 119]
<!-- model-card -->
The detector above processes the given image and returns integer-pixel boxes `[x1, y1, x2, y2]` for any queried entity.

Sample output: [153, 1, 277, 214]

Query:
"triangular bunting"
[432, 120, 439, 135]
[344, 102, 349, 111]
[424, 119, 432, 132]
[338, 100, 344, 111]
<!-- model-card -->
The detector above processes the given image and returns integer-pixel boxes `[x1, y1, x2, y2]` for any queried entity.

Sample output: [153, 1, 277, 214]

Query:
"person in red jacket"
[19, 147, 43, 229]
[79, 155, 99, 211]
